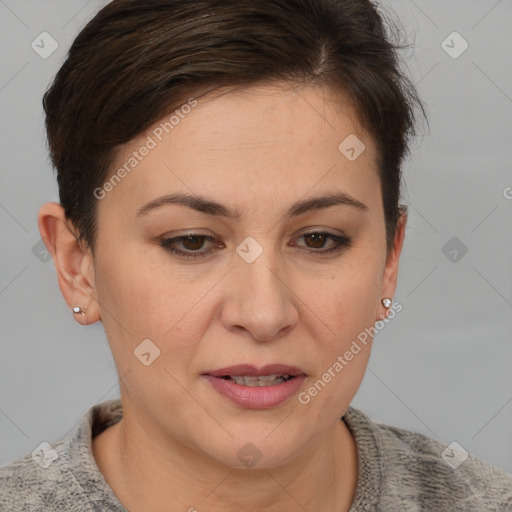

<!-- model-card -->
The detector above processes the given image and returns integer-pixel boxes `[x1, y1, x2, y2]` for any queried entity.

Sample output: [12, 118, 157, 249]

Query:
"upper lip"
[204, 364, 306, 377]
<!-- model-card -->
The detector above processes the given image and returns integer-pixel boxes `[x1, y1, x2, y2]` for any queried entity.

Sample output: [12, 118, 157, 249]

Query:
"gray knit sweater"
[1, 399, 511, 511]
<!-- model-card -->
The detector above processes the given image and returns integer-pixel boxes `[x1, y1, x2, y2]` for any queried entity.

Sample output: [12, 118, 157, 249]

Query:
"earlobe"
[37, 202, 101, 325]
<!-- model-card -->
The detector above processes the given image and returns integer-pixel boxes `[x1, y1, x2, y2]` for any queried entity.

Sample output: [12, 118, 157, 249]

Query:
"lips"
[202, 364, 307, 408]
[204, 364, 306, 378]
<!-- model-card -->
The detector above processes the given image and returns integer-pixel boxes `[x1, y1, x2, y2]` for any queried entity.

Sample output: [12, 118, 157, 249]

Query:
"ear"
[37, 202, 101, 325]
[377, 207, 407, 320]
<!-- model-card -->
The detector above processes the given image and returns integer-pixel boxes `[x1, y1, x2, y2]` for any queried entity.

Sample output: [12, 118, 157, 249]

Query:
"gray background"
[1, 0, 511, 473]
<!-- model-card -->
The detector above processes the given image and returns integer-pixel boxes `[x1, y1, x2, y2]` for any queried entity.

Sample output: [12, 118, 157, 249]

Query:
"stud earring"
[381, 297, 392, 308]
[72, 306, 87, 316]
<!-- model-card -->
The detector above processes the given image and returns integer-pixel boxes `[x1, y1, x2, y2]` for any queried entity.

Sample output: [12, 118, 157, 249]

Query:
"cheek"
[93, 242, 210, 368]
[92, 252, 204, 413]
[297, 285, 377, 424]
[296, 253, 381, 401]
[304, 253, 382, 341]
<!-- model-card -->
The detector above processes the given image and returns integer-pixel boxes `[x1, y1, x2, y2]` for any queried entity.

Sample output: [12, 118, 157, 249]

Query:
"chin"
[201, 428, 306, 471]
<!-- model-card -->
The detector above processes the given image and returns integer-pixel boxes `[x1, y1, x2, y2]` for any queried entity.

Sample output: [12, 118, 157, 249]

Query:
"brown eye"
[161, 231, 352, 260]
[303, 232, 329, 249]
[292, 231, 352, 255]
[160, 234, 219, 259]
[180, 235, 207, 251]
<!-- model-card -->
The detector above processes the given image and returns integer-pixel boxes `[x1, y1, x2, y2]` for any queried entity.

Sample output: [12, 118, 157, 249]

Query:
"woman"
[1, 0, 511, 510]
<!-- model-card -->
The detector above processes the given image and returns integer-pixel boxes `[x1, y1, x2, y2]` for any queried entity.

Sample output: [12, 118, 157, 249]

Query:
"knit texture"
[1, 399, 511, 511]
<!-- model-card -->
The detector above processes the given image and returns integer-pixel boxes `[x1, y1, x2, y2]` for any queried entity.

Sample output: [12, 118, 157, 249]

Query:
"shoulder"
[344, 407, 512, 511]
[0, 399, 123, 512]
[0, 438, 90, 512]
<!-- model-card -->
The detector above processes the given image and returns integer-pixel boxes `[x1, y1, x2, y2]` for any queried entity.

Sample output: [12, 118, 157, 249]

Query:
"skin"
[38, 83, 407, 512]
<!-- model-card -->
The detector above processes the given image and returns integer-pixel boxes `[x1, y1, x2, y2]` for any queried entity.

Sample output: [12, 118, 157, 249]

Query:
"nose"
[220, 247, 299, 342]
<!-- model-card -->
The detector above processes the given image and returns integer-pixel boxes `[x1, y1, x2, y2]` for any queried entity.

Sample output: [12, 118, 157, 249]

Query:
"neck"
[92, 405, 358, 512]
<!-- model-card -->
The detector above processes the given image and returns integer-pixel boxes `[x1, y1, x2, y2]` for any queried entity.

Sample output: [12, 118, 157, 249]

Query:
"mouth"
[202, 364, 307, 408]
[204, 363, 306, 383]
[218, 374, 295, 386]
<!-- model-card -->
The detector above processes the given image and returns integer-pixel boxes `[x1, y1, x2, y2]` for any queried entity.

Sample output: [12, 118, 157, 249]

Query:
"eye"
[160, 231, 352, 259]
[291, 231, 352, 255]
[160, 233, 220, 259]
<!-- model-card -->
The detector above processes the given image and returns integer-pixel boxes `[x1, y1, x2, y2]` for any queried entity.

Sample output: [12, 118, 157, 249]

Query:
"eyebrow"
[135, 191, 369, 219]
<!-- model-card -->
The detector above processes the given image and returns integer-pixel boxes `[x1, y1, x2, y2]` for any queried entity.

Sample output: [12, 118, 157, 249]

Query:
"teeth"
[226, 374, 292, 387]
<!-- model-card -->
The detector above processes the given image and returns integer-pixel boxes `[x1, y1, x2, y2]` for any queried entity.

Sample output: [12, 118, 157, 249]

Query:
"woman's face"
[89, 83, 404, 468]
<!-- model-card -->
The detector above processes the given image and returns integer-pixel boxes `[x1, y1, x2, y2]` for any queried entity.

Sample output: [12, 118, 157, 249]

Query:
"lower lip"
[202, 375, 307, 409]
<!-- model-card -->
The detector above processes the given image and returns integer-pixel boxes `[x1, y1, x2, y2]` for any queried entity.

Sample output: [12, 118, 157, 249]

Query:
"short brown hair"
[43, 0, 425, 253]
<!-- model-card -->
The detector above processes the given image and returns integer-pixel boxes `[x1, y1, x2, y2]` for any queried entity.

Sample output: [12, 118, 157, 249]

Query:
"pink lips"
[205, 364, 305, 378]
[202, 364, 307, 409]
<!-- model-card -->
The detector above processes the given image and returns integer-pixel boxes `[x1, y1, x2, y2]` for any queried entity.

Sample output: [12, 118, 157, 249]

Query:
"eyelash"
[159, 231, 352, 259]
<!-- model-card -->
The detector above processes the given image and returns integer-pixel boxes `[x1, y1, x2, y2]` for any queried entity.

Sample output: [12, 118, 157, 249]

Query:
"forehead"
[98, 83, 380, 221]
[163, 83, 369, 154]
